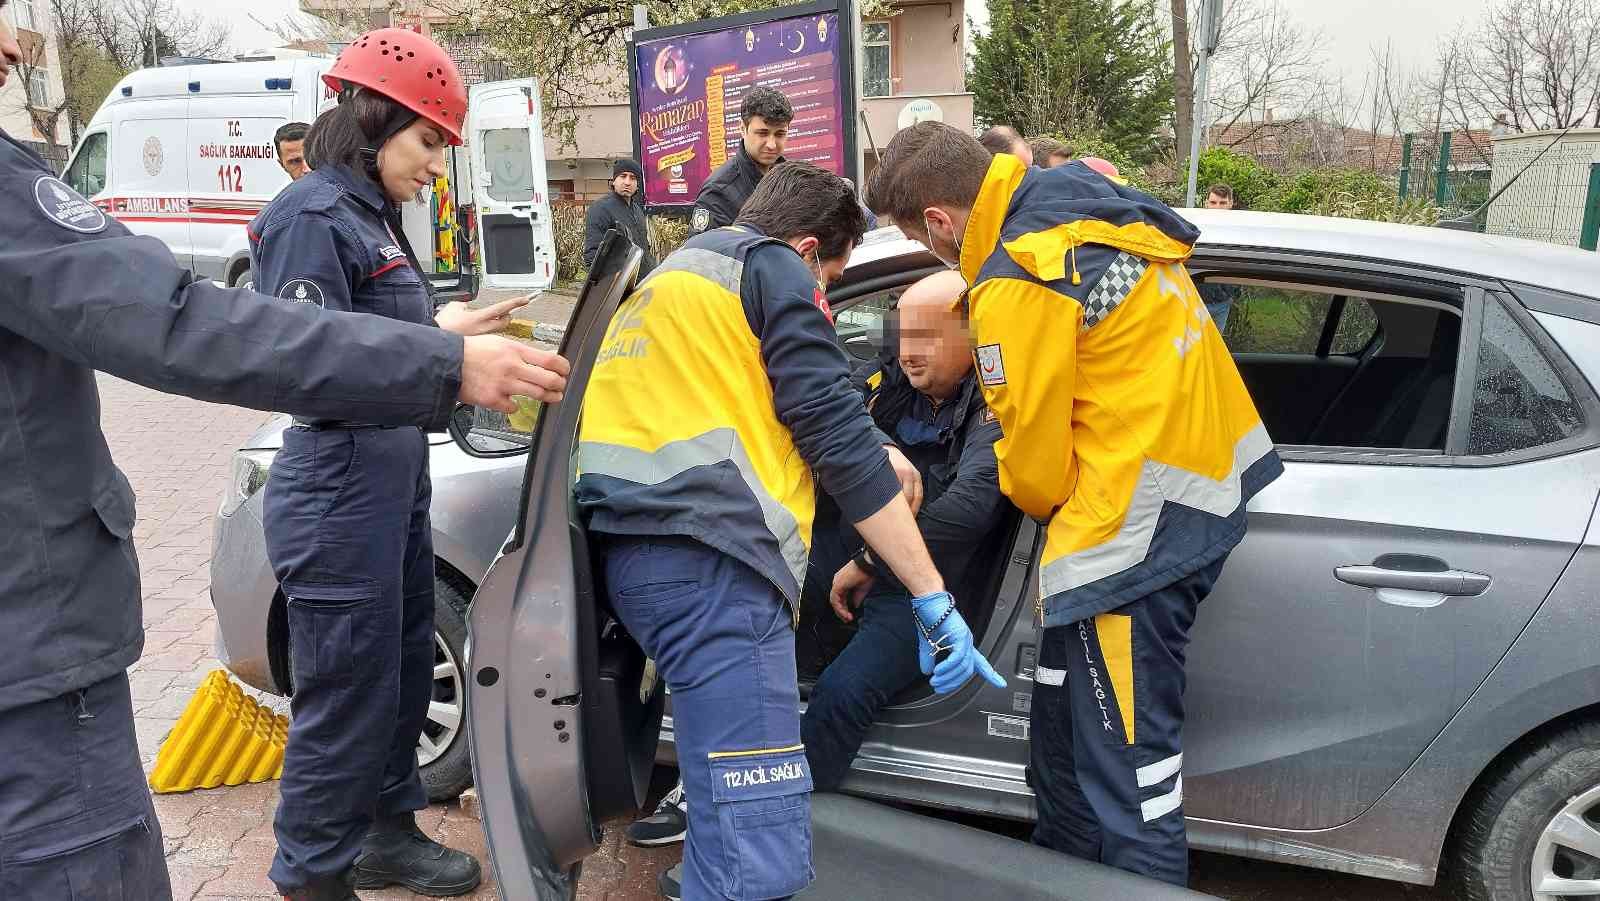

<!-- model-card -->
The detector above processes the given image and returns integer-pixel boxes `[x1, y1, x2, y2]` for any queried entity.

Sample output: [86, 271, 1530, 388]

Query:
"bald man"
[979, 125, 1034, 167]
[802, 271, 1016, 791]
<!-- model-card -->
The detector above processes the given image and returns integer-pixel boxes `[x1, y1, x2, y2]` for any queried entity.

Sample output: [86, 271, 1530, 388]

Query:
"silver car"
[213, 211, 1600, 900]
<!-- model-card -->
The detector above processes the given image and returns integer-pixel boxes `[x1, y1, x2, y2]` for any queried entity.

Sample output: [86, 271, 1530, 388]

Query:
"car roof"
[849, 209, 1600, 301]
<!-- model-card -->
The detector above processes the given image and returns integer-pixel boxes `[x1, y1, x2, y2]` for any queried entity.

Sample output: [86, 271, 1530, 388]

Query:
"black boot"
[353, 812, 482, 896]
[279, 870, 359, 901]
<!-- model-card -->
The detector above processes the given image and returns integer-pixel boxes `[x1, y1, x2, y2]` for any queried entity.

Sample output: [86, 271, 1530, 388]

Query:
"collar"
[737, 143, 781, 180]
[323, 163, 391, 214]
[959, 154, 1028, 284]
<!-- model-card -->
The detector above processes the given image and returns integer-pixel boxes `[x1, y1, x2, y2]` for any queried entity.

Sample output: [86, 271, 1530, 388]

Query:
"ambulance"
[58, 54, 558, 300]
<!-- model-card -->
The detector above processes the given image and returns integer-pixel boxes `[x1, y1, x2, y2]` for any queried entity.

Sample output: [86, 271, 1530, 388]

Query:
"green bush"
[552, 203, 691, 292]
[1276, 168, 1394, 214]
[1042, 130, 1156, 194]
[1192, 146, 1283, 212]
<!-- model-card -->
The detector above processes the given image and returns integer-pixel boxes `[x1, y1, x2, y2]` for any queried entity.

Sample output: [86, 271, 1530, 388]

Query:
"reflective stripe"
[1136, 753, 1182, 788]
[1040, 423, 1275, 596]
[1095, 613, 1135, 744]
[577, 429, 809, 591]
[1034, 665, 1065, 686]
[706, 743, 805, 760]
[1141, 775, 1183, 822]
[639, 246, 744, 295]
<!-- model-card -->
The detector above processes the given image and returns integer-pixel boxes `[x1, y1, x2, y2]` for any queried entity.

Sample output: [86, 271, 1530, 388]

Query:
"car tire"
[229, 263, 252, 292]
[419, 576, 474, 802]
[1452, 720, 1600, 901]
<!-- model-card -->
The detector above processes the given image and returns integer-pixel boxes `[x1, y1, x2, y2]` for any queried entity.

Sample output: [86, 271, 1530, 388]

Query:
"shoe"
[626, 781, 687, 847]
[657, 862, 683, 901]
[279, 871, 359, 900]
[353, 812, 482, 897]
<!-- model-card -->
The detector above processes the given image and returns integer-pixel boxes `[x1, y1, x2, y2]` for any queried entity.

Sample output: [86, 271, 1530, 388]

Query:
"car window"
[834, 291, 898, 364]
[1219, 284, 1378, 355]
[64, 132, 108, 197]
[1467, 299, 1584, 455]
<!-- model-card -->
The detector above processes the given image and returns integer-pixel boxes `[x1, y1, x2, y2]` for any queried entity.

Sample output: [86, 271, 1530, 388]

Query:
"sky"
[202, 0, 1489, 85]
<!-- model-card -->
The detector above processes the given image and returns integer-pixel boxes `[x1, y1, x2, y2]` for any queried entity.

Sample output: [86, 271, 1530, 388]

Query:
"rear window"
[1467, 299, 1584, 455]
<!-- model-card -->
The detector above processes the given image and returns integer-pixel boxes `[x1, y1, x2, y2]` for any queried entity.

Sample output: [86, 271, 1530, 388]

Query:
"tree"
[1171, 0, 1193, 159]
[1438, 0, 1600, 132]
[1204, 0, 1322, 145]
[970, 0, 1172, 163]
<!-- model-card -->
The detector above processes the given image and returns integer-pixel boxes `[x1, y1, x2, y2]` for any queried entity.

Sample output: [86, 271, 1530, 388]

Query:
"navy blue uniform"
[0, 129, 464, 901]
[249, 164, 445, 893]
[802, 361, 1010, 791]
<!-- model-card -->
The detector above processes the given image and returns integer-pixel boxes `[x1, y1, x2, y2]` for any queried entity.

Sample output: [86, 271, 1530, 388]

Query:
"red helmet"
[323, 28, 467, 146]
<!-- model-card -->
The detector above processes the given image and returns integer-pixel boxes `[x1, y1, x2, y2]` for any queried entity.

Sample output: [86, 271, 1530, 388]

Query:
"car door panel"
[1184, 439, 1594, 830]
[466, 235, 650, 899]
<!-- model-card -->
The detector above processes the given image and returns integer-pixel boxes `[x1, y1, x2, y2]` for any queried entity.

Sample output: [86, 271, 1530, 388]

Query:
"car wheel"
[230, 263, 253, 292]
[419, 576, 473, 801]
[1453, 720, 1600, 901]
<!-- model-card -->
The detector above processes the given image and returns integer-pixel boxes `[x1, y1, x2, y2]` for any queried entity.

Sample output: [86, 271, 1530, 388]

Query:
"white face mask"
[923, 213, 962, 271]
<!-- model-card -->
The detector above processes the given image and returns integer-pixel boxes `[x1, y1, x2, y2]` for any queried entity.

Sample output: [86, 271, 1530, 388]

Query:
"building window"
[26, 69, 49, 107]
[863, 21, 890, 98]
[13, 0, 36, 31]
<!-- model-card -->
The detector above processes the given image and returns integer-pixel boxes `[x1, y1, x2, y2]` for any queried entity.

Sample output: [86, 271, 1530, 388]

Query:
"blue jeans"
[603, 535, 813, 901]
[801, 588, 925, 793]
[1205, 302, 1231, 333]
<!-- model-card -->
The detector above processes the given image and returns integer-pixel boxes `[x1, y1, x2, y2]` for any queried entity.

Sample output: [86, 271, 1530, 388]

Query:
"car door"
[1181, 259, 1599, 831]
[467, 79, 558, 292]
[110, 99, 193, 272]
[465, 234, 655, 900]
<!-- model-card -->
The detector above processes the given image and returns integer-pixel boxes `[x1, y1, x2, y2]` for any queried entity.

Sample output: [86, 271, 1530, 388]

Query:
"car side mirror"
[447, 400, 538, 458]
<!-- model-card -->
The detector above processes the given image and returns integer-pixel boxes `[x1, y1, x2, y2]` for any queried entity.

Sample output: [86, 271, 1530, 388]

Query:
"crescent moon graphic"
[785, 30, 805, 54]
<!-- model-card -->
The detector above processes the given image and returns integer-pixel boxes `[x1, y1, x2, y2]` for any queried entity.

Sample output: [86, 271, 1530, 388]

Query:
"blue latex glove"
[911, 591, 1007, 695]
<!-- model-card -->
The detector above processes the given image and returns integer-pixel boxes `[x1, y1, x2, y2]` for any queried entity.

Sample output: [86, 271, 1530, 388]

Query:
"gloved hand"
[911, 591, 1007, 695]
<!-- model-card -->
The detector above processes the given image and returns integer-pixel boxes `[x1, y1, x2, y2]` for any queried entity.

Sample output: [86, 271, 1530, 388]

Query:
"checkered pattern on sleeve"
[1080, 252, 1148, 331]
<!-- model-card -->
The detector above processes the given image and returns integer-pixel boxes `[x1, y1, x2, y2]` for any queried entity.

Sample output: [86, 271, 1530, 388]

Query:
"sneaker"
[626, 781, 687, 847]
[657, 862, 683, 901]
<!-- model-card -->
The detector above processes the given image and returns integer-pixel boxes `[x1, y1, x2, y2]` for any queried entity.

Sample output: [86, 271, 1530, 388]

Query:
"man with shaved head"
[801, 270, 1015, 790]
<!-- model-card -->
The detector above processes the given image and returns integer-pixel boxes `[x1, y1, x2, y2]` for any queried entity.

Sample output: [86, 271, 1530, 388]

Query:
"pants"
[801, 588, 924, 792]
[0, 671, 172, 901]
[1205, 302, 1231, 333]
[603, 535, 813, 901]
[263, 425, 436, 891]
[1027, 558, 1225, 887]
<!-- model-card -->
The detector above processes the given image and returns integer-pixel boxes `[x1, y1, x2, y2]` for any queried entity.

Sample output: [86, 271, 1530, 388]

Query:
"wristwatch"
[852, 547, 878, 576]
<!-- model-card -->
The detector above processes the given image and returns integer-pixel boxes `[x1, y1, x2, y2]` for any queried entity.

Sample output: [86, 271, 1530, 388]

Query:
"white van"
[59, 58, 557, 298]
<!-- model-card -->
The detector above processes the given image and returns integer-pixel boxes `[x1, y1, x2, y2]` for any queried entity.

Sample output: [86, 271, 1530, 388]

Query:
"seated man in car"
[803, 268, 1014, 791]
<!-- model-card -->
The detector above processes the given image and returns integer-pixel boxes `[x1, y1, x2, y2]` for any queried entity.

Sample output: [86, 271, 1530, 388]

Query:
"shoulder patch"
[976, 344, 1006, 386]
[983, 408, 998, 423]
[866, 370, 884, 391]
[692, 207, 711, 232]
[278, 279, 325, 306]
[33, 176, 107, 233]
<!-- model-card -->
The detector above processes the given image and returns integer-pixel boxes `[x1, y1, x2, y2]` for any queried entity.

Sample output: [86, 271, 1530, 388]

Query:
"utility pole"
[1184, 0, 1222, 207]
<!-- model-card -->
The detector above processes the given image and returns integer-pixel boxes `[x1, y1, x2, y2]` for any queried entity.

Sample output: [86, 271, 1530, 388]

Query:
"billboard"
[629, 0, 858, 210]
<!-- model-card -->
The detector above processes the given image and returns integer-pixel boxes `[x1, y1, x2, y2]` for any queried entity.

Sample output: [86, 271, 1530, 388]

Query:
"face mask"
[923, 213, 962, 271]
[810, 252, 835, 324]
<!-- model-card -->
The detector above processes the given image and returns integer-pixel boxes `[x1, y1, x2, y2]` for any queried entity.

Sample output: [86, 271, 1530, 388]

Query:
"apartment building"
[1, 0, 68, 167]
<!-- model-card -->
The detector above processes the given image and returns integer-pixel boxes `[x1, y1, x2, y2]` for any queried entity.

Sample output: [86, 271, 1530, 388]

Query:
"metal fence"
[1485, 133, 1600, 248]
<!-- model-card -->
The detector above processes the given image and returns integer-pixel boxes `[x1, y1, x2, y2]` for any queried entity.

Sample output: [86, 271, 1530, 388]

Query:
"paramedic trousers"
[263, 425, 435, 892]
[801, 587, 924, 793]
[602, 535, 814, 901]
[1027, 557, 1226, 887]
[0, 671, 172, 901]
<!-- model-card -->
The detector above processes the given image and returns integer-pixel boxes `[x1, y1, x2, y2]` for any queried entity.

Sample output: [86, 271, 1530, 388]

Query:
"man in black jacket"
[0, 10, 568, 898]
[583, 158, 656, 276]
[689, 86, 791, 234]
[802, 269, 1015, 791]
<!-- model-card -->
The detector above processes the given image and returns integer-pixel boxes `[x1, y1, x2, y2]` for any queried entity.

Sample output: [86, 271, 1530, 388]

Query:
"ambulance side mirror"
[447, 401, 536, 458]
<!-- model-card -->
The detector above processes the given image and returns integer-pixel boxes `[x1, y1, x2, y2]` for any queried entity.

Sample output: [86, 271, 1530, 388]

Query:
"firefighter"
[248, 28, 529, 900]
[579, 162, 1003, 901]
[0, 9, 565, 900]
[866, 122, 1282, 886]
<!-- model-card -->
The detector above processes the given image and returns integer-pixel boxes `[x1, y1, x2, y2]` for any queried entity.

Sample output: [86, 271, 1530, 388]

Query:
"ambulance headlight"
[220, 448, 278, 518]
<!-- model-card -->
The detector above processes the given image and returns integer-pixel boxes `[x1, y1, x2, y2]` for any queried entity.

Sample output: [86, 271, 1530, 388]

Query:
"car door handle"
[1335, 554, 1492, 608]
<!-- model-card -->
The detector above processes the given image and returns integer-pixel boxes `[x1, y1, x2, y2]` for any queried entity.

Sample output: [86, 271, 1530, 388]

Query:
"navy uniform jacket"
[0, 130, 465, 712]
[690, 144, 778, 234]
[584, 190, 657, 275]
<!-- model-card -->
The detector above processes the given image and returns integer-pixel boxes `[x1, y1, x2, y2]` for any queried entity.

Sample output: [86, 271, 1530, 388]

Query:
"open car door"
[467, 78, 558, 292]
[465, 233, 655, 899]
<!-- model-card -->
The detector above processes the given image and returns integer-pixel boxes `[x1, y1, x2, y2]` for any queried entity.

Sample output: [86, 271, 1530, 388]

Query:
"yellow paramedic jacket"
[575, 226, 902, 607]
[960, 155, 1283, 626]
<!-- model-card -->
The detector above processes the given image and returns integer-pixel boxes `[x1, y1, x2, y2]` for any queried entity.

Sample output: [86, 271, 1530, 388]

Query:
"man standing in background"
[979, 125, 1033, 166]
[585, 158, 657, 277]
[274, 122, 310, 182]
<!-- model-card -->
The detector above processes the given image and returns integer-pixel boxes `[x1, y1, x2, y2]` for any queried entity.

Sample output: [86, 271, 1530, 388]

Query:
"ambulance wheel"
[229, 262, 253, 291]
[419, 576, 473, 801]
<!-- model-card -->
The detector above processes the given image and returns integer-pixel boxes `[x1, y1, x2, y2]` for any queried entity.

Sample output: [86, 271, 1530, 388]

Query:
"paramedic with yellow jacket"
[866, 123, 1282, 886]
[577, 162, 1004, 901]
